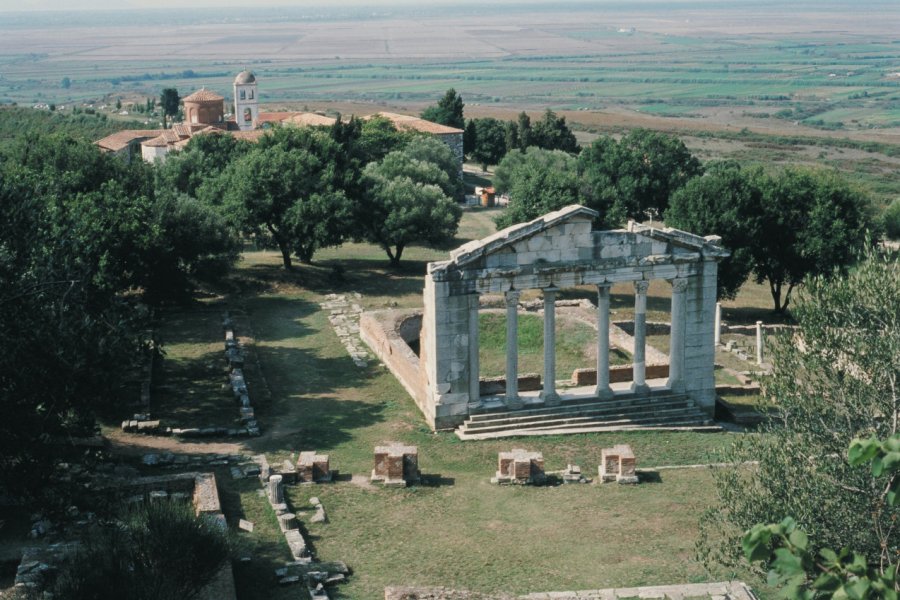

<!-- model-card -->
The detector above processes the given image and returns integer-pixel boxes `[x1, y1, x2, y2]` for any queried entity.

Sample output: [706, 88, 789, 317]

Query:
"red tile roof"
[182, 88, 225, 103]
[375, 112, 463, 135]
[95, 129, 166, 152]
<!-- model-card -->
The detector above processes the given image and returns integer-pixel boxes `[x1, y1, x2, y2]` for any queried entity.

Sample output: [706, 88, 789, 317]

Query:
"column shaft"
[541, 288, 559, 405]
[632, 280, 650, 394]
[596, 285, 613, 399]
[667, 278, 688, 393]
[505, 290, 521, 408]
[468, 294, 480, 403]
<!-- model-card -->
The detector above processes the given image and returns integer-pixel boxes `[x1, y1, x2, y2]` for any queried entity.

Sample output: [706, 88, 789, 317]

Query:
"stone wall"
[571, 364, 670, 386]
[437, 132, 465, 181]
[385, 581, 757, 600]
[360, 310, 427, 414]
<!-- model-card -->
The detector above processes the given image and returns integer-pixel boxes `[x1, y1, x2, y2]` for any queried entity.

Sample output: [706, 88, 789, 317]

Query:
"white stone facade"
[419, 205, 728, 430]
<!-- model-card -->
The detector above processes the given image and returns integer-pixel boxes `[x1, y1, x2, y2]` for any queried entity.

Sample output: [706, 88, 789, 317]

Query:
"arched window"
[249, 89, 254, 100]
[240, 90, 246, 100]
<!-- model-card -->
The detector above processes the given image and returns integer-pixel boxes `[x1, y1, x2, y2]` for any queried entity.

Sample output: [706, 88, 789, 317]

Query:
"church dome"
[234, 70, 256, 85]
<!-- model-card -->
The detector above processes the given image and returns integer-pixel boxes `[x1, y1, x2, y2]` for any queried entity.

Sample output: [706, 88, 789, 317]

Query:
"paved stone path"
[320, 292, 369, 368]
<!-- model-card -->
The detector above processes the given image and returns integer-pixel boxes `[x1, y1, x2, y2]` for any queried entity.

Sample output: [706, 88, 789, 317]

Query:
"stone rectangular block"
[372, 442, 419, 486]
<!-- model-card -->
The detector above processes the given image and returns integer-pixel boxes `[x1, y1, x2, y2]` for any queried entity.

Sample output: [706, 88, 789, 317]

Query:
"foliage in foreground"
[744, 435, 900, 600]
[698, 249, 900, 572]
[49, 501, 230, 600]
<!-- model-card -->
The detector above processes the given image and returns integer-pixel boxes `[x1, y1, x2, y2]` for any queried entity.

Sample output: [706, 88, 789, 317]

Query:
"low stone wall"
[479, 374, 542, 395]
[360, 310, 427, 410]
[572, 364, 670, 386]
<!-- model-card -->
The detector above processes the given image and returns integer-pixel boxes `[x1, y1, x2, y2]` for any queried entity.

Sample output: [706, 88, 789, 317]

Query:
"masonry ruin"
[362, 205, 728, 431]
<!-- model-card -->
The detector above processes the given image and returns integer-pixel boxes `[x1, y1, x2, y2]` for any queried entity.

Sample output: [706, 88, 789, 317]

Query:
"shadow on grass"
[416, 474, 455, 487]
[722, 305, 795, 326]
[243, 295, 320, 342]
[249, 395, 387, 455]
[637, 471, 663, 484]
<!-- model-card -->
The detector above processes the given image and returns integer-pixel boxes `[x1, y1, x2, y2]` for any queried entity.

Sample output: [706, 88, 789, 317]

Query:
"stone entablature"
[419, 205, 728, 430]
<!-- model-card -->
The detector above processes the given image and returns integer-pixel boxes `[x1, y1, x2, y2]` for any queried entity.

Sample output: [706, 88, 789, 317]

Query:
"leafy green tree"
[665, 162, 762, 300]
[744, 433, 900, 600]
[361, 149, 462, 266]
[464, 119, 477, 156]
[402, 135, 465, 202]
[50, 501, 230, 600]
[515, 111, 533, 151]
[494, 147, 580, 229]
[61, 77, 71, 89]
[157, 133, 251, 200]
[699, 249, 900, 572]
[420, 88, 465, 129]
[469, 117, 508, 171]
[749, 167, 872, 312]
[159, 87, 180, 128]
[579, 129, 702, 221]
[882, 198, 900, 241]
[531, 109, 578, 153]
[221, 127, 352, 268]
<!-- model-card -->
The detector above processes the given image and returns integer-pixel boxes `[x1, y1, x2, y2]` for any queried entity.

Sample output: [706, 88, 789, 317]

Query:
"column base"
[540, 391, 560, 406]
[595, 386, 614, 400]
[630, 382, 650, 396]
[667, 380, 685, 393]
[505, 395, 523, 410]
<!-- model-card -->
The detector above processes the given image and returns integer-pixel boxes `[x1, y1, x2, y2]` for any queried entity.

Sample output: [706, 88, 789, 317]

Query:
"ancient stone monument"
[297, 451, 332, 484]
[599, 444, 638, 484]
[405, 204, 727, 430]
[493, 449, 545, 485]
[371, 442, 420, 487]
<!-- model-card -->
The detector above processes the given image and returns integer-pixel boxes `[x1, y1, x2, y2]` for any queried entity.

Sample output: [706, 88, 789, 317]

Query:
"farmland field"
[3, 1, 900, 207]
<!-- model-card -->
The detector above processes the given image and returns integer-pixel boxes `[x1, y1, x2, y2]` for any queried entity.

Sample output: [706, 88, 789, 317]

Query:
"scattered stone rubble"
[559, 464, 590, 484]
[384, 581, 758, 600]
[492, 449, 546, 485]
[251, 453, 348, 598]
[321, 292, 369, 367]
[599, 444, 639, 484]
[371, 442, 420, 487]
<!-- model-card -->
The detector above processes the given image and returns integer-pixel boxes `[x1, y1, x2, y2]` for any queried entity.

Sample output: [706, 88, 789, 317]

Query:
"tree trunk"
[279, 244, 293, 270]
[769, 279, 789, 313]
[385, 244, 403, 267]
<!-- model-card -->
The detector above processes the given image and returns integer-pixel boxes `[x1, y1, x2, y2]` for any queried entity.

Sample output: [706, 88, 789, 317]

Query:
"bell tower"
[233, 70, 259, 131]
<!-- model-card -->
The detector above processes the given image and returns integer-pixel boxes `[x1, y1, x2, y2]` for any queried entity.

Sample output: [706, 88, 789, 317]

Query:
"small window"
[239, 90, 246, 100]
[249, 90, 254, 100]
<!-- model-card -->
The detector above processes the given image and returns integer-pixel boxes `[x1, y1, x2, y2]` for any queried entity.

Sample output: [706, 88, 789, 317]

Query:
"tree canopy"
[493, 147, 580, 229]
[420, 88, 465, 129]
[467, 117, 508, 171]
[579, 129, 702, 222]
[221, 127, 352, 268]
[360, 143, 462, 266]
[531, 109, 578, 153]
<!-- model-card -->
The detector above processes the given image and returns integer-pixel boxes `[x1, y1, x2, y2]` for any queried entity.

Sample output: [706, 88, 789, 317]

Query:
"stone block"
[600, 444, 638, 484]
[297, 451, 331, 483]
[372, 442, 419, 486]
[495, 449, 545, 484]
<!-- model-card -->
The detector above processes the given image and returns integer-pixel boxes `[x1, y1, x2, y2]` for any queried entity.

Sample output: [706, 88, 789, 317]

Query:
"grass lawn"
[478, 312, 631, 379]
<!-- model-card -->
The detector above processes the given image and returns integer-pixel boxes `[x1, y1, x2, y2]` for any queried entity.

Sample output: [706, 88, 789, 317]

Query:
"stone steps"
[456, 393, 717, 440]
[467, 393, 691, 422]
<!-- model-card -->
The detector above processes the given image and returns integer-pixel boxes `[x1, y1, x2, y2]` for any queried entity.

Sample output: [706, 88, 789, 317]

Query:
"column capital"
[670, 277, 689, 293]
[504, 290, 520, 306]
[542, 287, 558, 299]
[596, 283, 611, 292]
[633, 280, 650, 294]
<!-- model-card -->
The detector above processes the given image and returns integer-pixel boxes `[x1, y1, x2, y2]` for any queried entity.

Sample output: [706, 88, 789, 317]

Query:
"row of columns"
[478, 277, 689, 407]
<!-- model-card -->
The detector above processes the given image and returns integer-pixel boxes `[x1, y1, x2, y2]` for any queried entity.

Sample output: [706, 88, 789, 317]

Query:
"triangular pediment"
[443, 205, 598, 270]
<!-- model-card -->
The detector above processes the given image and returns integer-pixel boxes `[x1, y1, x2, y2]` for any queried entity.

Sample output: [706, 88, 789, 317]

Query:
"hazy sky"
[2, 0, 523, 10]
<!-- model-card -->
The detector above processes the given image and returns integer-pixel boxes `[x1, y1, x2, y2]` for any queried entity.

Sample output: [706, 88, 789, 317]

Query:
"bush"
[883, 198, 900, 240]
[50, 500, 230, 600]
